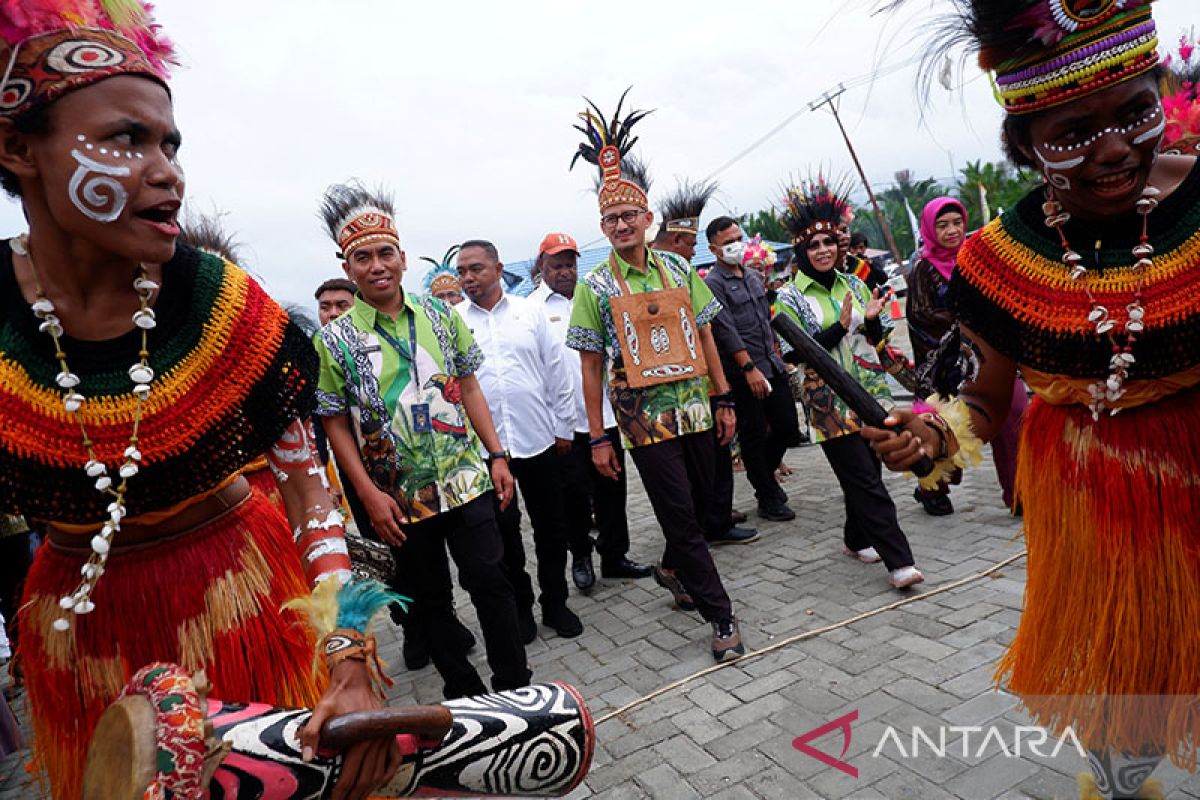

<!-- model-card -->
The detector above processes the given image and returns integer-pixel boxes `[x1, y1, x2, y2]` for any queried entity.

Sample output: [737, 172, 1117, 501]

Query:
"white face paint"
[1036, 148, 1084, 191]
[67, 136, 133, 223]
[1131, 113, 1166, 146]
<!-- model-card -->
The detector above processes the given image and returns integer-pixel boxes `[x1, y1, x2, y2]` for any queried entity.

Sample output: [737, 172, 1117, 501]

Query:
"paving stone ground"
[4, 335, 1198, 798]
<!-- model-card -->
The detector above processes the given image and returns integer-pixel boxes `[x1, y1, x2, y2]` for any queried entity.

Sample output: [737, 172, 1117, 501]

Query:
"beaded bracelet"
[715, 400, 737, 410]
[590, 435, 611, 449]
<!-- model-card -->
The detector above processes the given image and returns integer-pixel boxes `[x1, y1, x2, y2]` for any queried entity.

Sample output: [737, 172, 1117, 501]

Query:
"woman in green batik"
[773, 179, 924, 590]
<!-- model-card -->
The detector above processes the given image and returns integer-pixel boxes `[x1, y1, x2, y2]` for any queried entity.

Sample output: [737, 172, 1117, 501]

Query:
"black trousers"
[730, 370, 802, 505]
[630, 431, 734, 623]
[495, 446, 571, 611]
[705, 401, 737, 538]
[392, 493, 530, 699]
[562, 428, 631, 563]
[819, 433, 915, 571]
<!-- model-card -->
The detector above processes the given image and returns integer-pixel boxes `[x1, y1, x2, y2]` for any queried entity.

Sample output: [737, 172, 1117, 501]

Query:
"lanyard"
[373, 310, 420, 390]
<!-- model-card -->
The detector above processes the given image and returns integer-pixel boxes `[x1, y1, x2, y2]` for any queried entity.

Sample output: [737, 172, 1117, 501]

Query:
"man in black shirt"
[703, 217, 802, 522]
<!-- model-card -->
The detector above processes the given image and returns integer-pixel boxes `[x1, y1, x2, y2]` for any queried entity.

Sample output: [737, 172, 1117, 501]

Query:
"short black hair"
[705, 216, 738, 241]
[849, 232, 869, 249]
[314, 277, 358, 300]
[0, 105, 52, 198]
[459, 239, 499, 262]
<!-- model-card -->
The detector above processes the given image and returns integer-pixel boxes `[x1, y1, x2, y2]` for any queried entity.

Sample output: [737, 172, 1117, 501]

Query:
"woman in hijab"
[907, 197, 1026, 515]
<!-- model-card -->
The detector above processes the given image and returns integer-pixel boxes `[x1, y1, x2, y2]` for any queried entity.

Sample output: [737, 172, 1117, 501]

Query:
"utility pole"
[809, 84, 905, 267]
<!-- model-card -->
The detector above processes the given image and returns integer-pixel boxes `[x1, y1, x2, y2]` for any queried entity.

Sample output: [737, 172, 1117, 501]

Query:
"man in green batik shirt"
[565, 100, 745, 661]
[314, 181, 531, 699]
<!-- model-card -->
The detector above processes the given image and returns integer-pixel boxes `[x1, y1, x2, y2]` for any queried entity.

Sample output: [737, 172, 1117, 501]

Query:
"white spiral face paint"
[67, 146, 131, 223]
[1036, 148, 1084, 191]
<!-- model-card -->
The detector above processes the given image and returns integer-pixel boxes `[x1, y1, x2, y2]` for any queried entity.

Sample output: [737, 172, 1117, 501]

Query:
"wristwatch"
[741, 361, 756, 373]
[487, 450, 511, 464]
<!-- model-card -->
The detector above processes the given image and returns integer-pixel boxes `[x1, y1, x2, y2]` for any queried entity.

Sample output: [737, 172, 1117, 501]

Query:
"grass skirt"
[996, 388, 1200, 767]
[19, 488, 323, 799]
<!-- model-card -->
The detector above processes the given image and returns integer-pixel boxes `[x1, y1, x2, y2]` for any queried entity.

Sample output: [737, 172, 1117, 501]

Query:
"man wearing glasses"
[567, 170, 746, 663]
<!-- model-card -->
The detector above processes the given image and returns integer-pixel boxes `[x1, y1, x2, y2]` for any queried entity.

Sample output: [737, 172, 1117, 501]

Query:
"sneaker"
[843, 546, 882, 564]
[913, 487, 954, 517]
[711, 618, 745, 662]
[705, 526, 761, 546]
[888, 566, 925, 589]
[757, 502, 796, 522]
[542, 604, 584, 638]
[653, 565, 696, 611]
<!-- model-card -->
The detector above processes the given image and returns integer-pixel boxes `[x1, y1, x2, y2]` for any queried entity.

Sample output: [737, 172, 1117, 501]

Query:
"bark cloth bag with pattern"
[608, 251, 708, 389]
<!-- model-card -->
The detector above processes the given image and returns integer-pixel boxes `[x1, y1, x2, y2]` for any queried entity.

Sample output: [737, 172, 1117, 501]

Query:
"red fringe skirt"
[20, 488, 324, 799]
[997, 388, 1200, 765]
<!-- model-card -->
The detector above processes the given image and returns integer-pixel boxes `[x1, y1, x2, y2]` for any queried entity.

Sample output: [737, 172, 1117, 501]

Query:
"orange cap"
[538, 233, 579, 256]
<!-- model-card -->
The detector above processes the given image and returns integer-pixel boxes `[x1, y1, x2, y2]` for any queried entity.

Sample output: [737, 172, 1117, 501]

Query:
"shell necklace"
[1041, 186, 1158, 420]
[12, 234, 159, 632]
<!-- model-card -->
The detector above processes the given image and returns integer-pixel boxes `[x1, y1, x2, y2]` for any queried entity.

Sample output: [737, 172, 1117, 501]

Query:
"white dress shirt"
[530, 283, 617, 433]
[456, 292, 575, 458]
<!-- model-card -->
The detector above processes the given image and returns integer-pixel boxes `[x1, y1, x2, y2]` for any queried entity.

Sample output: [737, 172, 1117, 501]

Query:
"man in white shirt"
[529, 233, 652, 592]
[456, 240, 583, 640]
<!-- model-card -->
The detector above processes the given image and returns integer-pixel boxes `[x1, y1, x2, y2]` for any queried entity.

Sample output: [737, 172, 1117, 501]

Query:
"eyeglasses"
[600, 210, 645, 230]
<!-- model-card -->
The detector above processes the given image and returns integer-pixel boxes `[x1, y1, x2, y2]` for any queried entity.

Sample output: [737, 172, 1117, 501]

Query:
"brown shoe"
[711, 618, 745, 662]
[653, 565, 696, 611]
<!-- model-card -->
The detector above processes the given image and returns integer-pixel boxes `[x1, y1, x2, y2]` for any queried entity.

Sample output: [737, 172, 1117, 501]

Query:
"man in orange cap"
[530, 233, 652, 593]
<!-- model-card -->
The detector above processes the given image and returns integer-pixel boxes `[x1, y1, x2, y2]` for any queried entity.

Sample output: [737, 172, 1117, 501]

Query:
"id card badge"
[411, 403, 432, 433]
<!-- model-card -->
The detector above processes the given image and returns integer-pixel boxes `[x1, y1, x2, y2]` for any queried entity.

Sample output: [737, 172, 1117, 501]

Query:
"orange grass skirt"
[997, 388, 1200, 766]
[19, 488, 324, 799]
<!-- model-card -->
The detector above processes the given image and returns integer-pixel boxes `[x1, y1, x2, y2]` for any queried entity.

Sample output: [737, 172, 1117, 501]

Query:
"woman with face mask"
[0, 5, 398, 797]
[773, 178, 923, 591]
[865, 1, 1200, 795]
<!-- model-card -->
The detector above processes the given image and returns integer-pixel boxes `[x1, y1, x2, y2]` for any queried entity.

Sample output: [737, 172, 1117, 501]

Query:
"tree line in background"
[741, 160, 1041, 262]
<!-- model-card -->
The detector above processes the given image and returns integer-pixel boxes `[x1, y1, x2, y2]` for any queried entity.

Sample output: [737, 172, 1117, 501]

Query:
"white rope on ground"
[594, 549, 1028, 726]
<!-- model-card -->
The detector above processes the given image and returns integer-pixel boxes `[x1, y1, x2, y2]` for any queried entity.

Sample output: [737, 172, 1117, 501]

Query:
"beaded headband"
[335, 207, 400, 260]
[993, 2, 1159, 115]
[0, 1, 174, 119]
[780, 178, 853, 247]
[571, 89, 653, 214]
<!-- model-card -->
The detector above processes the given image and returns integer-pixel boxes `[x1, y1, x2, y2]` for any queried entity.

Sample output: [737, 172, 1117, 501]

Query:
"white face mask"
[720, 241, 746, 264]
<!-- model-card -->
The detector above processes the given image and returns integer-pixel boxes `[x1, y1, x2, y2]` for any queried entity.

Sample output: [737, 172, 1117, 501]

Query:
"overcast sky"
[1, 1, 1192, 306]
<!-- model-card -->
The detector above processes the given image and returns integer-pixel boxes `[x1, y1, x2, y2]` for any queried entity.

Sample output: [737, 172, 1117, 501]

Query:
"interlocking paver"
[2, 419, 1099, 799]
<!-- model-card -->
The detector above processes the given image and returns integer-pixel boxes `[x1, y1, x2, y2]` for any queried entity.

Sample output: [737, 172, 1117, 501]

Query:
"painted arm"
[267, 419, 352, 588]
[458, 374, 515, 509]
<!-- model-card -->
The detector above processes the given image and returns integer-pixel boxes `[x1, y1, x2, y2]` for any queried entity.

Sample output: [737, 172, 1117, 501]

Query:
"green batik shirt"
[772, 270, 894, 444]
[315, 292, 492, 522]
[567, 248, 722, 449]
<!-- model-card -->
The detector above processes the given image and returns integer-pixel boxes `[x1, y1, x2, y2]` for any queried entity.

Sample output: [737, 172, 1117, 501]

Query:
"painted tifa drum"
[83, 664, 595, 799]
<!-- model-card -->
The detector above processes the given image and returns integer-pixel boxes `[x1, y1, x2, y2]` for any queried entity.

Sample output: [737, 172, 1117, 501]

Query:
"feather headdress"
[319, 181, 399, 260]
[779, 175, 855, 246]
[661, 179, 718, 236]
[0, 0, 175, 118]
[1162, 29, 1200, 155]
[878, 0, 1159, 115]
[571, 87, 654, 212]
[420, 245, 463, 296]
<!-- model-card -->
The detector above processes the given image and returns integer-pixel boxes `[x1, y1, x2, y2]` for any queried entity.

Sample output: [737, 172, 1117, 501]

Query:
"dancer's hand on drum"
[363, 487, 407, 547]
[860, 409, 939, 472]
[301, 659, 401, 800]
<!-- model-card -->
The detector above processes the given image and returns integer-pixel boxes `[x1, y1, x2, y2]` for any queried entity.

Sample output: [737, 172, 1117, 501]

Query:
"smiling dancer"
[865, 1, 1200, 796]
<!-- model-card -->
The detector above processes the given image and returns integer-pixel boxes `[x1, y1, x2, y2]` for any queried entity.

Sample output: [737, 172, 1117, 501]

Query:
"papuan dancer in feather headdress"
[421, 245, 464, 305]
[863, 3, 1200, 798]
[653, 178, 718, 263]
